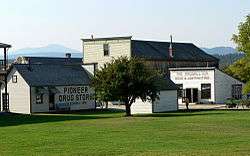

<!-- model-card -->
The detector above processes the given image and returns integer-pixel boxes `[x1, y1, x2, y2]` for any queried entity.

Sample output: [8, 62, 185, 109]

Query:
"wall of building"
[31, 85, 96, 113]
[131, 98, 153, 114]
[83, 39, 131, 69]
[131, 90, 178, 114]
[153, 90, 178, 112]
[170, 68, 215, 103]
[54, 85, 95, 110]
[1, 68, 30, 114]
[31, 87, 49, 113]
[214, 69, 245, 103]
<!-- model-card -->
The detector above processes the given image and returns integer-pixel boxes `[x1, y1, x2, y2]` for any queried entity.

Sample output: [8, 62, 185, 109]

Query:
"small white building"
[169, 67, 245, 104]
[131, 77, 178, 114]
[1, 57, 95, 114]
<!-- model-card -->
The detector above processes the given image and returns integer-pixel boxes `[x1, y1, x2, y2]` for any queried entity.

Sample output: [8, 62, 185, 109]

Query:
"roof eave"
[81, 36, 132, 42]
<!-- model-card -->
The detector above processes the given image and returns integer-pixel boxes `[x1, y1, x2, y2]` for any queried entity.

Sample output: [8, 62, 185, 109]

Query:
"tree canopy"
[91, 57, 162, 116]
[232, 15, 250, 55]
[226, 14, 250, 94]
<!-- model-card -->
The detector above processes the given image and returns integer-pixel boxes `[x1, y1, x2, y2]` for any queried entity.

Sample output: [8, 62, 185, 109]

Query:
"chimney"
[169, 35, 173, 58]
[65, 53, 71, 59]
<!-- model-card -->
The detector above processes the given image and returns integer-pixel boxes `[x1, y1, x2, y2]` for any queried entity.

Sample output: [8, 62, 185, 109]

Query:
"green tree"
[226, 14, 250, 94]
[232, 15, 250, 55]
[91, 57, 161, 116]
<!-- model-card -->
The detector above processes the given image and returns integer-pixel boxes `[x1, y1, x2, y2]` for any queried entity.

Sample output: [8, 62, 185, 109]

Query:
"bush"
[240, 99, 250, 108]
[225, 98, 237, 108]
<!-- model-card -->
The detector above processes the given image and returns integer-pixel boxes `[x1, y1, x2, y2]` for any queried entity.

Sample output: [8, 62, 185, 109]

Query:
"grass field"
[0, 110, 250, 156]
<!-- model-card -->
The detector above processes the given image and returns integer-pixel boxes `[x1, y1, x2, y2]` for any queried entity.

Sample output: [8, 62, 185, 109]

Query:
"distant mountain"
[201, 47, 240, 55]
[5, 44, 82, 59]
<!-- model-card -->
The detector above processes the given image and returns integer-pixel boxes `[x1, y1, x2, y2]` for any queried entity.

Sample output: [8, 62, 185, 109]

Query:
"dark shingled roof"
[131, 40, 218, 62]
[156, 77, 178, 91]
[13, 64, 92, 86]
[21, 57, 82, 65]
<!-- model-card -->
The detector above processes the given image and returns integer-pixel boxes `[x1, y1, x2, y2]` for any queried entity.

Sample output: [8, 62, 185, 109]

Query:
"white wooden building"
[131, 78, 178, 114]
[0, 57, 95, 114]
[169, 67, 245, 104]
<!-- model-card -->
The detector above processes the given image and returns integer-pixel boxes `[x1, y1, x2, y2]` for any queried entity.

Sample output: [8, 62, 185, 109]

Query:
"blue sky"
[0, 0, 249, 51]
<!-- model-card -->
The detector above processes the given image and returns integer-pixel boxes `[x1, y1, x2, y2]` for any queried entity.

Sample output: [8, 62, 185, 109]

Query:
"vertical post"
[3, 47, 8, 112]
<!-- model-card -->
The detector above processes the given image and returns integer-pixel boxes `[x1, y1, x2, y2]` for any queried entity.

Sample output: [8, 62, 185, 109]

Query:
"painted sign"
[55, 86, 95, 107]
[173, 71, 211, 81]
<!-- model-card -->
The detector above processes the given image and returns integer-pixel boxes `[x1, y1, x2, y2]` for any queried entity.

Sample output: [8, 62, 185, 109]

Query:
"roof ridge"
[132, 39, 194, 45]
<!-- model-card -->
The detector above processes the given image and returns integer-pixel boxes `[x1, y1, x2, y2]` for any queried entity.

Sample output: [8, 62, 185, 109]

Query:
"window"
[12, 75, 17, 83]
[177, 84, 183, 98]
[232, 84, 242, 99]
[103, 44, 109, 56]
[36, 94, 43, 104]
[201, 83, 211, 99]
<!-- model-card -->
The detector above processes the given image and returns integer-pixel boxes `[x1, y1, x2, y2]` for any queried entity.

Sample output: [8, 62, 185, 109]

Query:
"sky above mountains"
[1, 0, 250, 51]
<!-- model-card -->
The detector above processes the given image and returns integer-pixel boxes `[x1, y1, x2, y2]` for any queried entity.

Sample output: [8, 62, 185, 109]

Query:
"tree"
[232, 15, 250, 56]
[91, 57, 161, 116]
[226, 14, 250, 94]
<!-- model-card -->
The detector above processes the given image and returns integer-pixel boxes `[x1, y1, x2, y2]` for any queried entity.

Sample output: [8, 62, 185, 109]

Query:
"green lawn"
[0, 110, 250, 156]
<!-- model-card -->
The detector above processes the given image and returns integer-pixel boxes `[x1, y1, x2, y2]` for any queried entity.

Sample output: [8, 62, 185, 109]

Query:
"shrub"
[225, 98, 237, 108]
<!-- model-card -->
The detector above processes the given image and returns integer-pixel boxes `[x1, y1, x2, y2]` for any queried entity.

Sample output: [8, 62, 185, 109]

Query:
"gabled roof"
[131, 40, 219, 62]
[17, 56, 82, 65]
[156, 76, 178, 91]
[13, 64, 92, 86]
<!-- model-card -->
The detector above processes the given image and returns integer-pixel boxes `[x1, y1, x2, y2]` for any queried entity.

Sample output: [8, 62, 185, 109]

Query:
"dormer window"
[103, 44, 110, 56]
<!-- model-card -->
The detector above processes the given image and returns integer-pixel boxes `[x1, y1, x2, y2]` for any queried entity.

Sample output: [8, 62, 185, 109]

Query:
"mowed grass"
[0, 110, 250, 156]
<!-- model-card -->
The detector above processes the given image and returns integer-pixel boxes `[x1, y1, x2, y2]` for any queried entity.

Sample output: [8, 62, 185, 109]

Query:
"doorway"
[185, 89, 192, 103]
[184, 88, 198, 103]
[192, 88, 198, 103]
[49, 93, 55, 110]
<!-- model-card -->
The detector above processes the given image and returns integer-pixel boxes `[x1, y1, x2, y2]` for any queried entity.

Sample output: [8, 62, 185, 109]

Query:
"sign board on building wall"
[55, 86, 95, 108]
[172, 70, 211, 81]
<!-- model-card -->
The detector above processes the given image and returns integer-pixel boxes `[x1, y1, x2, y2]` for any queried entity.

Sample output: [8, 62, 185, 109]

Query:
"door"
[192, 88, 198, 103]
[185, 89, 192, 103]
[49, 93, 55, 110]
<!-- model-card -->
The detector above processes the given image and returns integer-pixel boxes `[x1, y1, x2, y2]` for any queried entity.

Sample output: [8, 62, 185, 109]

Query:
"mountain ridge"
[1, 44, 242, 59]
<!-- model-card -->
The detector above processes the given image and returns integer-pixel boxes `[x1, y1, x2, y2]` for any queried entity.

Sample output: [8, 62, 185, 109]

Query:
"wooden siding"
[214, 69, 245, 103]
[153, 90, 178, 112]
[1, 69, 30, 114]
[131, 98, 153, 114]
[83, 39, 131, 69]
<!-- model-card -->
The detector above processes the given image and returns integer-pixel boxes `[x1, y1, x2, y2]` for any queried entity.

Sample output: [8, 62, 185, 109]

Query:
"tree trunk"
[125, 103, 132, 116]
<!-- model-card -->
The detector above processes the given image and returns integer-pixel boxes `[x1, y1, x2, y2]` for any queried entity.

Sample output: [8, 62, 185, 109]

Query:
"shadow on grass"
[0, 109, 124, 127]
[134, 109, 226, 118]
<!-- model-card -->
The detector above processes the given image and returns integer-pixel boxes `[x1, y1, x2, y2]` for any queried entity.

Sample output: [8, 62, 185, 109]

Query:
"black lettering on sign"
[64, 88, 68, 94]
[81, 87, 85, 93]
[59, 95, 62, 102]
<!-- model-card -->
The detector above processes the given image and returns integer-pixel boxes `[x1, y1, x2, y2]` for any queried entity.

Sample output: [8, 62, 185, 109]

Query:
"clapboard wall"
[83, 38, 131, 69]
[1, 69, 30, 114]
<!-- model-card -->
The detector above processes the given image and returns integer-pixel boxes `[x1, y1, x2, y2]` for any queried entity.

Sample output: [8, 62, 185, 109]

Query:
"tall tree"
[91, 57, 161, 116]
[232, 15, 250, 55]
[226, 14, 250, 94]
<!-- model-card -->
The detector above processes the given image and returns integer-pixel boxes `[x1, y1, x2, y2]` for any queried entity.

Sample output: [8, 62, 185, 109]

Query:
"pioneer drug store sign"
[55, 86, 95, 108]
